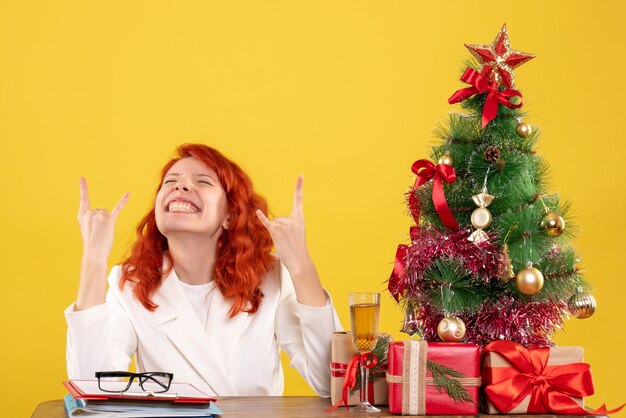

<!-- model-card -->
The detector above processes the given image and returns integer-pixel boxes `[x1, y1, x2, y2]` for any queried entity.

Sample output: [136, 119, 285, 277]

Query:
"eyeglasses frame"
[95, 371, 174, 393]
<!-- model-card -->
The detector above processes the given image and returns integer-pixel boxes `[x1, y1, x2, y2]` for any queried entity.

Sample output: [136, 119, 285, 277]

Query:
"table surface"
[31, 396, 604, 418]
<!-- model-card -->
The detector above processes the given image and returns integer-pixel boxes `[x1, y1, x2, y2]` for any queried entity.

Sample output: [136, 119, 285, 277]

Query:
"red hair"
[119, 144, 275, 317]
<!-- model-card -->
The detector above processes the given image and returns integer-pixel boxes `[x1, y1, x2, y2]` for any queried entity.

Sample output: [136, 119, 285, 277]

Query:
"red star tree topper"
[465, 24, 535, 89]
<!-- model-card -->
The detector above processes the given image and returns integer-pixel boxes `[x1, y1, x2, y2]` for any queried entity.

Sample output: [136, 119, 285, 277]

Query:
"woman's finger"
[78, 177, 91, 220]
[290, 175, 304, 220]
[111, 192, 130, 219]
[256, 209, 272, 230]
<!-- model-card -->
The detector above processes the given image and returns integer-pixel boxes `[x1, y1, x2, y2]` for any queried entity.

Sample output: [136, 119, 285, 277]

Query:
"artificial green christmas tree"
[389, 24, 596, 347]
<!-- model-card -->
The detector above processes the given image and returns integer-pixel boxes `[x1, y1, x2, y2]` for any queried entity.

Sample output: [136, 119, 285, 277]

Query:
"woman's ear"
[222, 216, 230, 230]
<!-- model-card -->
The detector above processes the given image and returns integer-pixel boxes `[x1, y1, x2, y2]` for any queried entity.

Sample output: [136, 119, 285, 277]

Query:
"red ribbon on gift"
[330, 362, 376, 404]
[327, 352, 379, 411]
[410, 159, 459, 231]
[483, 340, 625, 415]
[448, 67, 523, 129]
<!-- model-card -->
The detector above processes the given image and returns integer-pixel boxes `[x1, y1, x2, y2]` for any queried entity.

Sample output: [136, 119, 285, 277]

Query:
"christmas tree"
[388, 24, 596, 347]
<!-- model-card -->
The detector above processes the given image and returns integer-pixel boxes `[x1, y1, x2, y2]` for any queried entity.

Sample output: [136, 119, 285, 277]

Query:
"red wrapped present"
[386, 340, 480, 415]
[330, 332, 390, 407]
[482, 340, 624, 415]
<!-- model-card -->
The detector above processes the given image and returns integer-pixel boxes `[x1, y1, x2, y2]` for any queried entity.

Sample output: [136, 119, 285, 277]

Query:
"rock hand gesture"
[75, 177, 129, 310]
[256, 176, 327, 307]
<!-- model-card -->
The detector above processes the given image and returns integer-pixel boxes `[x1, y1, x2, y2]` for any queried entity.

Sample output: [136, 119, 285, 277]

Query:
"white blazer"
[65, 262, 343, 396]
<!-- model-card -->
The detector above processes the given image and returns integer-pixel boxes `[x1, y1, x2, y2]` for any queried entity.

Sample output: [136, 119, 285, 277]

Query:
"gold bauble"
[541, 212, 565, 237]
[471, 207, 493, 229]
[516, 122, 532, 138]
[438, 152, 454, 166]
[437, 316, 466, 342]
[568, 288, 596, 319]
[516, 265, 544, 295]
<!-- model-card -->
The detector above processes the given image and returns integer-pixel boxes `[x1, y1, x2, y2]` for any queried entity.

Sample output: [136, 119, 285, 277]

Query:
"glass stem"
[360, 363, 369, 404]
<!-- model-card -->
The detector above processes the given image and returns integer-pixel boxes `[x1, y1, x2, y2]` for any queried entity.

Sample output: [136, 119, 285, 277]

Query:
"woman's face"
[155, 157, 229, 241]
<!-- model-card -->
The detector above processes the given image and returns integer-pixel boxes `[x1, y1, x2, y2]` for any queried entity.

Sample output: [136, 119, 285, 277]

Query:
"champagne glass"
[349, 293, 381, 413]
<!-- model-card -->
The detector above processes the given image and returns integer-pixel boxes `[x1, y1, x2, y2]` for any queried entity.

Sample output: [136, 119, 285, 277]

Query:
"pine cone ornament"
[483, 146, 501, 163]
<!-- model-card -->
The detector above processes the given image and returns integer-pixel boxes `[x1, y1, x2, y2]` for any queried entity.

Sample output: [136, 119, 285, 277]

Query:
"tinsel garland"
[401, 227, 501, 300]
[412, 298, 566, 347]
[396, 226, 567, 346]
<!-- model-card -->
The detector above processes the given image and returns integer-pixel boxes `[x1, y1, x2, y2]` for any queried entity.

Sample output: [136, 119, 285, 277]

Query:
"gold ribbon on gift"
[386, 375, 482, 385]
[385, 341, 481, 415]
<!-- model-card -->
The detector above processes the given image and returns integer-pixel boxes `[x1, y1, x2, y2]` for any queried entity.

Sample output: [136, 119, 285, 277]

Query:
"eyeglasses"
[95, 371, 174, 393]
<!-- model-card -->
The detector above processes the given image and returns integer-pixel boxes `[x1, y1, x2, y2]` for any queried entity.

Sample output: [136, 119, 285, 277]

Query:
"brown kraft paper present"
[482, 345, 584, 414]
[330, 332, 389, 406]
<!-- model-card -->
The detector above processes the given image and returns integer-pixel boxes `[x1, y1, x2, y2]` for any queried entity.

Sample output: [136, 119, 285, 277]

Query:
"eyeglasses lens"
[139, 373, 172, 393]
[98, 374, 133, 393]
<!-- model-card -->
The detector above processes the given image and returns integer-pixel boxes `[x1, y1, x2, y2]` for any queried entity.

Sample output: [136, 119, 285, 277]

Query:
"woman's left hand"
[256, 176, 327, 306]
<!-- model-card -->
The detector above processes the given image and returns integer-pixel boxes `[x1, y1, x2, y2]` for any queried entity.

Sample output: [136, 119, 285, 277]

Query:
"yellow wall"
[1, 1, 624, 416]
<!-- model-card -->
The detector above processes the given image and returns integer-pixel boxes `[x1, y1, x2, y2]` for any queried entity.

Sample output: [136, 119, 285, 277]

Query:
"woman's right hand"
[75, 177, 129, 311]
[78, 177, 130, 258]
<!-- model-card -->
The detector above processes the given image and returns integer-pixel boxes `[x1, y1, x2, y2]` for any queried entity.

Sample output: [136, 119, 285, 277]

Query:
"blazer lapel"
[152, 270, 236, 395]
[204, 287, 252, 371]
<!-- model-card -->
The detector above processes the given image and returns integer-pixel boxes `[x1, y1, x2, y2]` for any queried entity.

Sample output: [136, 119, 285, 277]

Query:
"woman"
[65, 144, 342, 397]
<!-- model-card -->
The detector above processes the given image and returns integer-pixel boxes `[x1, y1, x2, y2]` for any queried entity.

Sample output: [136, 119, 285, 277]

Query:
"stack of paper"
[62, 380, 222, 418]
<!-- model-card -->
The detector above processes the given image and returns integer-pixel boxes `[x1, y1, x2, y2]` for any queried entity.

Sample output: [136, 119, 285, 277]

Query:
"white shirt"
[65, 261, 342, 397]
[178, 280, 215, 330]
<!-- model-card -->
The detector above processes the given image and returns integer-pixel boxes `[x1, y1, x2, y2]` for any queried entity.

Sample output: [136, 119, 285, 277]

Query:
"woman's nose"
[175, 179, 191, 192]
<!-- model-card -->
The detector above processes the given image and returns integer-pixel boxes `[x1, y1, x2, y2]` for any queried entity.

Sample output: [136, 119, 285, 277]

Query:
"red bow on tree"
[393, 160, 458, 301]
[448, 67, 523, 129]
[388, 244, 408, 302]
[391, 160, 458, 302]
[483, 340, 624, 415]
[388, 227, 419, 301]
[408, 159, 459, 231]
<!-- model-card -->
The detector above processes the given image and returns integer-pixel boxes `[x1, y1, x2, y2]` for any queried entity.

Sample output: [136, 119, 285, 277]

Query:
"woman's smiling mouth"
[167, 200, 200, 213]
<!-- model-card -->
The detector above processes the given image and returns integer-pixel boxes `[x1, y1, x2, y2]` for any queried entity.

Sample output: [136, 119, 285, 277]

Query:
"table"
[31, 396, 596, 418]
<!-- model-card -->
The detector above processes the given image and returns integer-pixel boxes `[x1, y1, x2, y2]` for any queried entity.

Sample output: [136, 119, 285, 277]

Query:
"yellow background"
[1, 1, 625, 416]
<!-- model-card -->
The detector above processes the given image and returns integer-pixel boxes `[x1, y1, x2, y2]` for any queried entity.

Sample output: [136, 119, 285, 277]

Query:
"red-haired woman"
[65, 144, 342, 396]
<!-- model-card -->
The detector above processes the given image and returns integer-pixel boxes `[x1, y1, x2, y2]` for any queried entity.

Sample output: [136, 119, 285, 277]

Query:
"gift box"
[482, 340, 591, 415]
[330, 332, 390, 407]
[386, 340, 480, 415]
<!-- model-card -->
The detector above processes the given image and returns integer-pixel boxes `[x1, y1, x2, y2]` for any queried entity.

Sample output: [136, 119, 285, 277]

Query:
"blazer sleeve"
[65, 265, 138, 379]
[274, 263, 344, 397]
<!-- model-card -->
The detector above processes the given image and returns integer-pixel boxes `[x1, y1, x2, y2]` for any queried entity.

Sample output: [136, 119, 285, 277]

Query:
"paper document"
[64, 393, 223, 417]
[73, 379, 210, 398]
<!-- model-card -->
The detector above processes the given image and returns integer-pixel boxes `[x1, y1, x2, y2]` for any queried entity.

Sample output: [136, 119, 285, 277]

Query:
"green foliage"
[426, 360, 475, 405]
[494, 203, 554, 268]
[434, 113, 482, 146]
[493, 194, 577, 274]
[533, 247, 591, 301]
[423, 258, 488, 313]
[467, 149, 546, 212]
